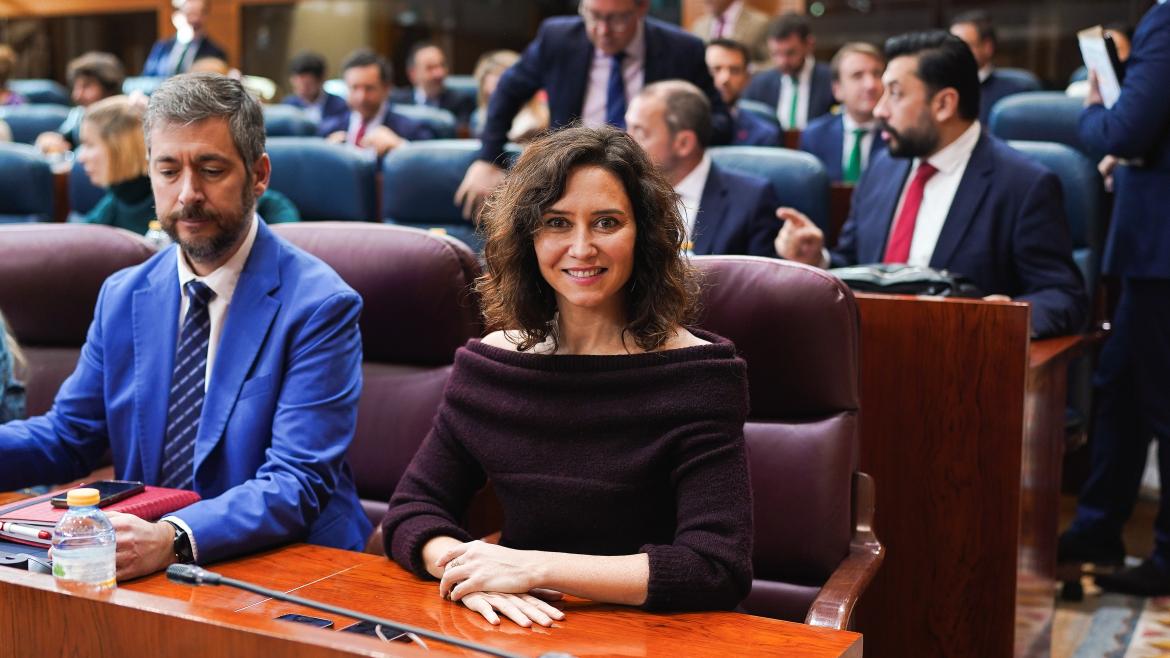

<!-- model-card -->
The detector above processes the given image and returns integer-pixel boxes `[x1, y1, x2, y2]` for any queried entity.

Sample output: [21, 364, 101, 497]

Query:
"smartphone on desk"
[340, 621, 410, 642]
[50, 480, 145, 509]
[275, 613, 334, 629]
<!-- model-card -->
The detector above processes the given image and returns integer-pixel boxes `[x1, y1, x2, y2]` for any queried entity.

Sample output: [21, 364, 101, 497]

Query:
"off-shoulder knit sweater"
[382, 329, 753, 611]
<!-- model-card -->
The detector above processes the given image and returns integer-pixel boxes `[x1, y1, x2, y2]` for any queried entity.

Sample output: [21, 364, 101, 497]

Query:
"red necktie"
[353, 121, 367, 147]
[883, 162, 939, 264]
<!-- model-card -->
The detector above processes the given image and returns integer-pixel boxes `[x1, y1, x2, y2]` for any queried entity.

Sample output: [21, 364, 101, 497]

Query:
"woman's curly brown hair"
[476, 124, 700, 352]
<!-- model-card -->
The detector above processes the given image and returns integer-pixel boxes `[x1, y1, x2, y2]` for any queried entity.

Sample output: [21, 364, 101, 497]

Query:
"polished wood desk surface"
[122, 543, 863, 657]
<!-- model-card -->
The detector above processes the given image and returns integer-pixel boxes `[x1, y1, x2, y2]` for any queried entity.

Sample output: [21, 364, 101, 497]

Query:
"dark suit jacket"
[142, 36, 227, 77]
[282, 92, 350, 125]
[389, 87, 476, 129]
[1079, 2, 1170, 280]
[732, 108, 780, 147]
[741, 62, 834, 127]
[799, 113, 888, 182]
[979, 70, 1038, 125]
[831, 132, 1087, 337]
[316, 108, 437, 143]
[693, 162, 779, 257]
[478, 16, 731, 163]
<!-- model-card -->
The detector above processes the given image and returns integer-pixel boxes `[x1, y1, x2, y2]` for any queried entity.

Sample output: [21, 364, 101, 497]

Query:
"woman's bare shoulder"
[662, 327, 711, 351]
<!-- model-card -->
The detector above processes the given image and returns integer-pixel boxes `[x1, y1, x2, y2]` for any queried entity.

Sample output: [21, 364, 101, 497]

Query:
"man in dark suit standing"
[949, 10, 1038, 124]
[799, 42, 887, 184]
[626, 80, 778, 257]
[1060, 1, 1170, 595]
[282, 51, 348, 126]
[774, 30, 1085, 338]
[742, 12, 834, 131]
[388, 42, 476, 132]
[454, 0, 731, 219]
[142, 0, 226, 78]
[706, 39, 780, 147]
[317, 49, 436, 159]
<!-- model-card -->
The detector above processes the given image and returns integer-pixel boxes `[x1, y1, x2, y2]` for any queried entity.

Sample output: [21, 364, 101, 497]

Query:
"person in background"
[706, 39, 780, 146]
[282, 51, 348, 125]
[949, 9, 1037, 124]
[0, 309, 26, 424]
[318, 49, 435, 158]
[36, 52, 126, 155]
[799, 42, 888, 184]
[626, 80, 778, 256]
[742, 13, 834, 131]
[390, 42, 476, 131]
[77, 95, 155, 235]
[0, 45, 27, 106]
[471, 50, 549, 143]
[1059, 0, 1170, 596]
[142, 0, 226, 78]
[689, 0, 770, 69]
[384, 125, 752, 628]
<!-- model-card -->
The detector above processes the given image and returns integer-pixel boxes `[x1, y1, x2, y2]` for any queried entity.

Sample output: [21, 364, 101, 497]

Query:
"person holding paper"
[1060, 0, 1170, 596]
[0, 73, 370, 580]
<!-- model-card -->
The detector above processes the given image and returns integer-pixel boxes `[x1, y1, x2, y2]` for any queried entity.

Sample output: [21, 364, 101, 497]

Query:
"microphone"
[165, 564, 531, 658]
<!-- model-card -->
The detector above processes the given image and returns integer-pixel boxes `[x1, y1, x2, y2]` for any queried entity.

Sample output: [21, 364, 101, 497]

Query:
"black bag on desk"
[829, 264, 984, 298]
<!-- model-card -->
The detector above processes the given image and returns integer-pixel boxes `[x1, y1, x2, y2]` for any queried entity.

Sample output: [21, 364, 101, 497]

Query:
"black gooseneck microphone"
[166, 564, 540, 658]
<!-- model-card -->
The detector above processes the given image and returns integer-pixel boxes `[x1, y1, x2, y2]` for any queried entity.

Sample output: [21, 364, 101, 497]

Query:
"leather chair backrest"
[381, 139, 483, 249]
[262, 104, 318, 137]
[122, 76, 164, 97]
[69, 157, 106, 217]
[323, 78, 347, 100]
[0, 104, 71, 145]
[709, 145, 830, 234]
[0, 224, 156, 415]
[995, 67, 1043, 92]
[736, 98, 781, 127]
[444, 75, 479, 106]
[693, 255, 859, 620]
[390, 104, 457, 139]
[270, 223, 482, 524]
[989, 92, 1089, 155]
[0, 143, 54, 223]
[9, 79, 70, 106]
[266, 137, 377, 222]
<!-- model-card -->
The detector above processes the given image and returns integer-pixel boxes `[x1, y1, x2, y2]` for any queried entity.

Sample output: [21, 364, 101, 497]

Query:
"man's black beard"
[878, 119, 940, 159]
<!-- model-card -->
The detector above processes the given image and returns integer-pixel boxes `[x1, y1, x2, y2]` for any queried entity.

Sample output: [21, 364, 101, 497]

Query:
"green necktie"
[843, 128, 866, 184]
[787, 75, 800, 129]
[173, 41, 193, 76]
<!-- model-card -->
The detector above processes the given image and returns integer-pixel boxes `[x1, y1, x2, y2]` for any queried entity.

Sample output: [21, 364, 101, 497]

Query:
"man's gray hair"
[637, 79, 712, 148]
[144, 72, 265, 175]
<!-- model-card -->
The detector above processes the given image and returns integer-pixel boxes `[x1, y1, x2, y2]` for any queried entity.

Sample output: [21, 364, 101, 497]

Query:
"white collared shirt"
[893, 121, 982, 267]
[709, 1, 744, 39]
[674, 153, 713, 250]
[301, 93, 327, 124]
[978, 65, 993, 84]
[168, 35, 201, 74]
[776, 56, 816, 129]
[582, 21, 647, 126]
[414, 86, 437, 107]
[175, 215, 259, 390]
[345, 103, 389, 147]
[841, 113, 876, 174]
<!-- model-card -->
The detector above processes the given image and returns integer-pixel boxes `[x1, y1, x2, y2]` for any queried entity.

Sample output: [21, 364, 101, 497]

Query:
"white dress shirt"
[301, 93, 327, 124]
[776, 56, 816, 130]
[841, 113, 876, 173]
[894, 121, 982, 267]
[582, 22, 647, 126]
[709, 1, 744, 39]
[673, 153, 713, 250]
[978, 65, 993, 84]
[345, 103, 389, 146]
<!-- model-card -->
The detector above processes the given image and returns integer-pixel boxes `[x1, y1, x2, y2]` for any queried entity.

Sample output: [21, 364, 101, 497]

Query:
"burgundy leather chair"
[269, 223, 482, 528]
[693, 255, 883, 630]
[0, 224, 156, 416]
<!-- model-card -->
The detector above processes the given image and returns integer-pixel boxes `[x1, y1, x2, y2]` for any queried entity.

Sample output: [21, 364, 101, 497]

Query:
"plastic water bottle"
[51, 488, 117, 590]
[144, 220, 172, 250]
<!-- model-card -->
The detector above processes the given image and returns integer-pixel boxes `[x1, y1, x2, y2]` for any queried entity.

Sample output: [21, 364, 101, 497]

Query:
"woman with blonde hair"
[1, 309, 26, 424]
[77, 95, 155, 234]
[472, 50, 548, 143]
[0, 45, 27, 106]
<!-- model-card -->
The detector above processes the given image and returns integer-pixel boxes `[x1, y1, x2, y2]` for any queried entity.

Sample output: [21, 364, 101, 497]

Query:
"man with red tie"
[773, 30, 1086, 338]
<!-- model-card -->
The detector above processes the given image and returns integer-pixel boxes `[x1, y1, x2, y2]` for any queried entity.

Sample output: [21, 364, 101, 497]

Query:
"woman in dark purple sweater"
[382, 125, 753, 628]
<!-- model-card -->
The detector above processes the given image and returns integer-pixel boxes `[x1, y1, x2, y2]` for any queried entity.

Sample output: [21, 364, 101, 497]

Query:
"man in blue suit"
[0, 73, 370, 579]
[775, 31, 1085, 338]
[706, 38, 780, 147]
[388, 42, 476, 132]
[742, 12, 834, 131]
[282, 51, 348, 126]
[1060, 0, 1170, 596]
[142, 0, 226, 78]
[627, 80, 777, 257]
[455, 0, 731, 219]
[799, 42, 888, 184]
[949, 10, 1039, 125]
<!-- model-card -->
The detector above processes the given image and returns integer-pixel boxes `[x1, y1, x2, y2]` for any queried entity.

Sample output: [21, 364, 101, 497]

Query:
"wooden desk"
[0, 543, 863, 657]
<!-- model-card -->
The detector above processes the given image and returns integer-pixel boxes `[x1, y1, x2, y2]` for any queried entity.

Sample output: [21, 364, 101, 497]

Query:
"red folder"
[0, 485, 200, 547]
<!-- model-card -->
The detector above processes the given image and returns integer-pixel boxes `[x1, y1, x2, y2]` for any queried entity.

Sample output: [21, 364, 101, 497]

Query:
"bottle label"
[52, 545, 116, 589]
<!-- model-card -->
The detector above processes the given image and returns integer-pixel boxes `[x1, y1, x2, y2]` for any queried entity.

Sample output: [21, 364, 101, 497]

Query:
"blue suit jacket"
[142, 36, 227, 77]
[317, 108, 437, 143]
[389, 87, 477, 129]
[732, 108, 780, 147]
[478, 16, 731, 163]
[693, 162, 779, 257]
[1079, 2, 1170, 280]
[0, 221, 370, 562]
[799, 113, 888, 182]
[831, 132, 1087, 337]
[282, 92, 350, 125]
[741, 63, 835, 127]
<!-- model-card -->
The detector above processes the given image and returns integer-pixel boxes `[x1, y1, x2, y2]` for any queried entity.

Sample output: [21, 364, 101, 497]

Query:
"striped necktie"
[160, 280, 215, 490]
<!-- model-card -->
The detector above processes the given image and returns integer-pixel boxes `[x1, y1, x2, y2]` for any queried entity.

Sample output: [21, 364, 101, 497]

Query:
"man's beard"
[877, 115, 940, 159]
[163, 184, 255, 264]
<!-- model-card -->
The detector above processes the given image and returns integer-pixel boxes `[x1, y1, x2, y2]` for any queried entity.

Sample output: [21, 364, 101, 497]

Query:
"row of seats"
[0, 221, 881, 629]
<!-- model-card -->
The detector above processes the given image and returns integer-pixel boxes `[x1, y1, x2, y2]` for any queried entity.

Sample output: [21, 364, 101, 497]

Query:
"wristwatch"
[163, 520, 195, 564]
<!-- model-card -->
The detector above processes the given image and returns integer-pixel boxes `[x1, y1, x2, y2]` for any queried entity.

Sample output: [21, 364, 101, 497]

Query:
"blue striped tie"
[160, 280, 215, 490]
[605, 51, 627, 128]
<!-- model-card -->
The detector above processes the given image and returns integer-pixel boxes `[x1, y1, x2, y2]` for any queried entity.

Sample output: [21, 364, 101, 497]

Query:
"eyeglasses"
[578, 5, 639, 32]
